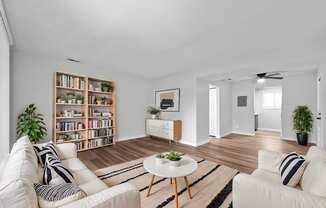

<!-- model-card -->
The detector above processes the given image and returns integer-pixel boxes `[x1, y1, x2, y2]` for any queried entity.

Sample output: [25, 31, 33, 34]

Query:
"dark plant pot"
[296, 132, 308, 146]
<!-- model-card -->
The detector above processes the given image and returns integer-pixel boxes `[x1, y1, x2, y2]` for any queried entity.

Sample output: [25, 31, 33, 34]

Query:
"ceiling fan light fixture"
[257, 77, 265, 84]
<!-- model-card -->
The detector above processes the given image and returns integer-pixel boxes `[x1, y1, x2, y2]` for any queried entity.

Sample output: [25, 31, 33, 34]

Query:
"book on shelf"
[56, 121, 85, 132]
[57, 74, 85, 89]
[88, 119, 112, 129]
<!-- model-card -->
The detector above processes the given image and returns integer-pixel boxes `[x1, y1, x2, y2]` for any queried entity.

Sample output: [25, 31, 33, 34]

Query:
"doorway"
[254, 87, 282, 136]
[209, 85, 220, 137]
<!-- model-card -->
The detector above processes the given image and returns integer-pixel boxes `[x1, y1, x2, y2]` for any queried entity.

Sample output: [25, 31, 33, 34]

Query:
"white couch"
[233, 146, 326, 208]
[0, 136, 141, 208]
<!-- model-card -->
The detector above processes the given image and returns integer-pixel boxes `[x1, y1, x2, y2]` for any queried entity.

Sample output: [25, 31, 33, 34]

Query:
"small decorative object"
[166, 151, 183, 167]
[17, 104, 47, 143]
[95, 96, 103, 105]
[107, 98, 113, 106]
[102, 97, 108, 105]
[101, 82, 114, 92]
[155, 88, 180, 112]
[76, 94, 83, 104]
[66, 92, 75, 104]
[89, 84, 94, 91]
[146, 106, 161, 119]
[237, 96, 247, 107]
[293, 105, 313, 145]
[155, 153, 167, 165]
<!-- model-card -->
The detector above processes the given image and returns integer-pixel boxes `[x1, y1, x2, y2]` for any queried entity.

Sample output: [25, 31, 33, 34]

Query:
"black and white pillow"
[279, 152, 308, 187]
[43, 154, 74, 185]
[34, 183, 86, 207]
[34, 143, 59, 167]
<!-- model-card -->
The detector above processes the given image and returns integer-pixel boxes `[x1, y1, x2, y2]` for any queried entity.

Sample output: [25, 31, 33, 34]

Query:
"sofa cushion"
[0, 179, 38, 208]
[79, 180, 108, 195]
[252, 169, 282, 184]
[34, 183, 86, 208]
[300, 146, 326, 198]
[11, 136, 38, 168]
[62, 158, 87, 172]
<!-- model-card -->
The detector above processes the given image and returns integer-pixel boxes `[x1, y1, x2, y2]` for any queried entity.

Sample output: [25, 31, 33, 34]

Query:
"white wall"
[11, 51, 153, 146]
[255, 87, 282, 132]
[0, 11, 10, 156]
[231, 80, 255, 135]
[152, 73, 197, 146]
[196, 79, 209, 145]
[212, 81, 232, 137]
[282, 73, 317, 143]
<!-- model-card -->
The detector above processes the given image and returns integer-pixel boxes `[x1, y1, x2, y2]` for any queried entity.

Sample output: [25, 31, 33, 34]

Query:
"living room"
[1, 1, 326, 208]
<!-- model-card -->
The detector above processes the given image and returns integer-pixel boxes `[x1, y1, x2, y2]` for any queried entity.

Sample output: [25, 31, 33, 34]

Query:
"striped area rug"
[95, 155, 239, 208]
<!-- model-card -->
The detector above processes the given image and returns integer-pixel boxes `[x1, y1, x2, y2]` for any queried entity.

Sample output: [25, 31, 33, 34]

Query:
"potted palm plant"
[16, 104, 47, 143]
[146, 106, 161, 119]
[293, 105, 313, 145]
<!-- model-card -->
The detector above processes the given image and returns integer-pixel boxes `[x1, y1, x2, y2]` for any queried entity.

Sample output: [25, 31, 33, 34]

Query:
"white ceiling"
[3, 0, 326, 78]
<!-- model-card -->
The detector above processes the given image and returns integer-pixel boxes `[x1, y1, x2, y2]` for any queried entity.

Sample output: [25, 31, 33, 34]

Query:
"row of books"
[88, 137, 113, 148]
[57, 74, 86, 89]
[76, 142, 85, 151]
[56, 121, 84, 132]
[88, 119, 113, 129]
[88, 129, 114, 138]
[57, 132, 83, 143]
[88, 108, 112, 117]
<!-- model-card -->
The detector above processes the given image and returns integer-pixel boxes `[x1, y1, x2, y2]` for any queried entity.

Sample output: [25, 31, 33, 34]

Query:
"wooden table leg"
[184, 176, 192, 199]
[173, 178, 179, 208]
[147, 175, 155, 197]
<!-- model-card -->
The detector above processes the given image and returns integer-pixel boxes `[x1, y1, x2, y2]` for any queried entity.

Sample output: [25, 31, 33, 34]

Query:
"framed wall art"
[155, 88, 180, 112]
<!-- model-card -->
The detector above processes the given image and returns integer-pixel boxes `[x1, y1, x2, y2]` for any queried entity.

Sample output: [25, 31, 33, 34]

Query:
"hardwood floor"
[78, 131, 310, 174]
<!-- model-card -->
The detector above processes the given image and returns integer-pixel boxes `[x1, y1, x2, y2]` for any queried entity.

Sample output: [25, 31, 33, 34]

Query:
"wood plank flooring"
[78, 131, 310, 174]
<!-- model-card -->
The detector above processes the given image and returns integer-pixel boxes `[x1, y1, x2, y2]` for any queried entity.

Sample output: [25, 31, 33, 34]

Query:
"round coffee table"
[143, 155, 198, 208]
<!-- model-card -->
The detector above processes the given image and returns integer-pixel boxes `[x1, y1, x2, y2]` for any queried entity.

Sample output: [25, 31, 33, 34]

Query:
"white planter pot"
[155, 157, 167, 165]
[169, 160, 181, 167]
[151, 114, 159, 119]
[77, 100, 82, 104]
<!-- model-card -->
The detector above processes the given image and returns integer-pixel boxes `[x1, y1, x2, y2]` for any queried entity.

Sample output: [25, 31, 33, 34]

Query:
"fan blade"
[266, 77, 283, 80]
[266, 73, 281, 77]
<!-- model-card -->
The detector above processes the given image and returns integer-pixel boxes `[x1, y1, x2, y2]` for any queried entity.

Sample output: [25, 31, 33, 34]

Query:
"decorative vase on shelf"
[151, 114, 159, 119]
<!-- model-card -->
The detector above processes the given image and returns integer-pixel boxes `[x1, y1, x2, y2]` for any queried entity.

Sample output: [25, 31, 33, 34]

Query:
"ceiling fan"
[256, 72, 283, 83]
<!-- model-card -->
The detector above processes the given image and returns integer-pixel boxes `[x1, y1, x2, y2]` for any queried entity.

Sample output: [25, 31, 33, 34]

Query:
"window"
[263, 89, 281, 109]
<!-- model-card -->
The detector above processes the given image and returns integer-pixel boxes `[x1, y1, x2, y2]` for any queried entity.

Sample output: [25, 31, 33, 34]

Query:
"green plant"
[76, 94, 83, 101]
[101, 83, 114, 92]
[17, 104, 47, 143]
[156, 153, 166, 159]
[146, 106, 161, 115]
[293, 105, 313, 133]
[66, 92, 75, 100]
[166, 151, 183, 161]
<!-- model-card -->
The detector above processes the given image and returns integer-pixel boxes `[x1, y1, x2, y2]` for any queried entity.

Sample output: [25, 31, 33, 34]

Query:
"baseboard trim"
[196, 140, 209, 147]
[220, 132, 232, 138]
[117, 134, 147, 142]
[257, 128, 281, 133]
[179, 140, 197, 147]
[231, 131, 255, 136]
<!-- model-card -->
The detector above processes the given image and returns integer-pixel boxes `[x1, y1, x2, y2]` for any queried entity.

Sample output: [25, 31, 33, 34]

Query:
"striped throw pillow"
[279, 152, 308, 187]
[34, 143, 59, 167]
[43, 154, 74, 185]
[34, 183, 86, 208]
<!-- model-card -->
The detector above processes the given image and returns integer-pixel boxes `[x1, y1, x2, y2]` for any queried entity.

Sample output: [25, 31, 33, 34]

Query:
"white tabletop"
[143, 155, 198, 178]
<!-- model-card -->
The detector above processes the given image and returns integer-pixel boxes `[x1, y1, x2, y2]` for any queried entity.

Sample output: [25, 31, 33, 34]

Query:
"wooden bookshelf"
[53, 72, 116, 151]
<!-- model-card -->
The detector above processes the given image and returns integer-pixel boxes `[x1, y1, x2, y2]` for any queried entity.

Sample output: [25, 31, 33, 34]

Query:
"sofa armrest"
[59, 183, 140, 208]
[55, 143, 77, 160]
[258, 150, 283, 173]
[233, 173, 326, 208]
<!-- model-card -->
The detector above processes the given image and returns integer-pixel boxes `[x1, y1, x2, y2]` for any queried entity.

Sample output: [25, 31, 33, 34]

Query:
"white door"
[317, 72, 325, 148]
[209, 87, 217, 136]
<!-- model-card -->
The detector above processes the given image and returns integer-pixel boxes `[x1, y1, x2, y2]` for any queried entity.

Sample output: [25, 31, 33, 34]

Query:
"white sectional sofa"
[0, 136, 141, 208]
[233, 146, 326, 208]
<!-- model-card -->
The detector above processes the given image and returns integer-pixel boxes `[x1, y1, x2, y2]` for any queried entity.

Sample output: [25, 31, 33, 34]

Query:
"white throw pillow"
[0, 179, 38, 208]
[300, 146, 326, 198]
[11, 136, 38, 168]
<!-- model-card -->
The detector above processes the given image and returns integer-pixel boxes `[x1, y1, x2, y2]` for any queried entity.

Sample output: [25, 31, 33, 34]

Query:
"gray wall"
[10, 51, 153, 147]
[0, 11, 10, 156]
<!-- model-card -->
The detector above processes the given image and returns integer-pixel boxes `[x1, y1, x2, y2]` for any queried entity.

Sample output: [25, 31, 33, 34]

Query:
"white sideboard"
[145, 119, 181, 143]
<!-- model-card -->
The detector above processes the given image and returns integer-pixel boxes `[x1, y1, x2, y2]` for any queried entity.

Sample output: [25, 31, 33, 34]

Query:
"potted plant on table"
[146, 106, 161, 119]
[166, 151, 183, 167]
[293, 105, 313, 146]
[155, 153, 168, 164]
[16, 104, 47, 143]
[76, 94, 84, 104]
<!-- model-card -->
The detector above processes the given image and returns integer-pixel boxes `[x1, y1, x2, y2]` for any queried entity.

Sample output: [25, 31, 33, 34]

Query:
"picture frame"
[155, 88, 180, 112]
[237, 96, 247, 107]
